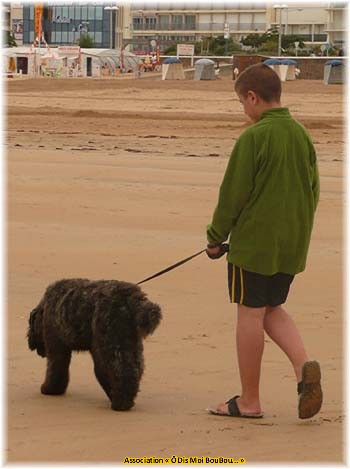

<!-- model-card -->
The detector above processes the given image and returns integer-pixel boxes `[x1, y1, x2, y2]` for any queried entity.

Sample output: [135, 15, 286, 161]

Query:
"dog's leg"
[41, 340, 72, 395]
[91, 350, 112, 400]
[109, 351, 143, 411]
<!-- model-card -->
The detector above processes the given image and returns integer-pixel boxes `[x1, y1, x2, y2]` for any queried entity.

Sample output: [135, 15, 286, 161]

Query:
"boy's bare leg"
[263, 305, 308, 382]
[215, 304, 265, 415]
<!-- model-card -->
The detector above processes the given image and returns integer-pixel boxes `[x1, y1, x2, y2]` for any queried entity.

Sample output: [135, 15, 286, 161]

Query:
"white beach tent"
[280, 59, 298, 81]
[263, 58, 286, 81]
[323, 59, 344, 84]
[162, 57, 185, 80]
[194, 58, 216, 80]
[80, 48, 142, 76]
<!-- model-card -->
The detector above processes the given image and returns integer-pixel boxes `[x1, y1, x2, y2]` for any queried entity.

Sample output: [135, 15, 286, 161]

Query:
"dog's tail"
[135, 299, 162, 337]
[27, 304, 46, 357]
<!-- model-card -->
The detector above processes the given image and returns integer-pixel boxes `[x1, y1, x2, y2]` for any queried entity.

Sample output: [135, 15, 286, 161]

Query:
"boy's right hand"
[206, 243, 229, 260]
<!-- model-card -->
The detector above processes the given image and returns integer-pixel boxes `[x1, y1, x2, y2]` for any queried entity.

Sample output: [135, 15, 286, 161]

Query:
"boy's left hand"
[206, 243, 229, 259]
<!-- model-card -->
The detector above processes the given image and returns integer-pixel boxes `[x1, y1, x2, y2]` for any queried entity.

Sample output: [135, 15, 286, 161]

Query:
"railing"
[324, 23, 346, 31]
[296, 34, 328, 41]
[132, 22, 267, 32]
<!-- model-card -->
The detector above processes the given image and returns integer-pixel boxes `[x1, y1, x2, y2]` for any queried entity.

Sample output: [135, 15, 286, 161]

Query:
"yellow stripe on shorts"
[239, 268, 244, 304]
[231, 265, 235, 303]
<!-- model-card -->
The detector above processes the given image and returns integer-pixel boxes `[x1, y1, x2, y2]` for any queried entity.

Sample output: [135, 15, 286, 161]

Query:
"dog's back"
[28, 279, 162, 353]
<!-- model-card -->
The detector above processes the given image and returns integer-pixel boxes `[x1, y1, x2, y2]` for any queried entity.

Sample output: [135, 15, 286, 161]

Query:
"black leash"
[137, 244, 229, 285]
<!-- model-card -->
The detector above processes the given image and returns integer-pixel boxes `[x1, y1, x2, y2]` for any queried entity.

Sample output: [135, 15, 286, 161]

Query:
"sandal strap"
[225, 395, 241, 416]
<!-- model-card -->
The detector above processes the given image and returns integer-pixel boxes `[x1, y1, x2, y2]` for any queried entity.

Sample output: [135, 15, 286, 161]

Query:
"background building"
[130, 2, 347, 52]
[324, 2, 347, 44]
[22, 4, 112, 48]
[10, 2, 347, 52]
[130, 2, 267, 53]
[2, 2, 11, 44]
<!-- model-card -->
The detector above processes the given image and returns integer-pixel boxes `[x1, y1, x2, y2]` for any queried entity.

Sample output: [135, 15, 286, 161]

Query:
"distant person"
[206, 63, 322, 420]
[144, 54, 151, 72]
[151, 54, 157, 70]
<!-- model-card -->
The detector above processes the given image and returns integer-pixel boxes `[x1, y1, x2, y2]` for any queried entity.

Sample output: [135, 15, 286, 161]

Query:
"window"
[145, 17, 156, 30]
[185, 15, 196, 30]
[81, 7, 88, 20]
[173, 15, 183, 25]
[159, 15, 170, 29]
[75, 6, 81, 20]
[95, 32, 102, 43]
[88, 6, 95, 20]
[96, 6, 103, 20]
[68, 7, 75, 19]
[62, 31, 68, 43]
[133, 17, 142, 30]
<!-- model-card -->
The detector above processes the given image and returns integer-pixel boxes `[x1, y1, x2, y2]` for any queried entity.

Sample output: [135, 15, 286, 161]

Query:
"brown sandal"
[298, 361, 323, 419]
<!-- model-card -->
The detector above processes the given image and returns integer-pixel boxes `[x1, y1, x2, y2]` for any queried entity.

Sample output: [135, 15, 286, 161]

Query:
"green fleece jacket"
[207, 107, 320, 275]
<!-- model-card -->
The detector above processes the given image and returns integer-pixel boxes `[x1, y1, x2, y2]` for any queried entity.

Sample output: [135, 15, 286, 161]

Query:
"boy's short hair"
[235, 63, 281, 102]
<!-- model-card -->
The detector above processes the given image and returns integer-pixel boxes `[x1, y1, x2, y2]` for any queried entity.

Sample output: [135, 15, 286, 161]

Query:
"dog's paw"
[41, 383, 67, 395]
[111, 400, 134, 411]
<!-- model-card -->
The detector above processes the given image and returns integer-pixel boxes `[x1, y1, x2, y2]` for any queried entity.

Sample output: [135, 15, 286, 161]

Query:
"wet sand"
[6, 76, 344, 463]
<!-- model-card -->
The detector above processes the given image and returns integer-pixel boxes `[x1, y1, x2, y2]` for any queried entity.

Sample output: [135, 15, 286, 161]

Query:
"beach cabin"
[263, 58, 284, 80]
[162, 57, 185, 80]
[280, 59, 298, 81]
[323, 60, 344, 84]
[194, 59, 216, 80]
[2, 47, 37, 77]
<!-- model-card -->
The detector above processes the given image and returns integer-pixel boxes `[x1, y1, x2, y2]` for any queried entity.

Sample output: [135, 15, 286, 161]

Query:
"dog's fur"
[27, 279, 161, 411]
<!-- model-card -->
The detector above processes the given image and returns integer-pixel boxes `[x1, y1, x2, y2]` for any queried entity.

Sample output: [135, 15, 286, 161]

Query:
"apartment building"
[324, 3, 347, 44]
[130, 2, 267, 52]
[130, 2, 347, 52]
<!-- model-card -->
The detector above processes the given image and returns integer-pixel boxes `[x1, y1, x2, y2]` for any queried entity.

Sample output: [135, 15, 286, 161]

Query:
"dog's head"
[27, 304, 46, 357]
[120, 283, 162, 337]
[135, 295, 162, 338]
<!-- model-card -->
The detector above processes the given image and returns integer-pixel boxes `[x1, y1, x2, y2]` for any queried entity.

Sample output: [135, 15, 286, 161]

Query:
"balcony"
[132, 22, 267, 32]
[297, 34, 328, 42]
[324, 23, 346, 31]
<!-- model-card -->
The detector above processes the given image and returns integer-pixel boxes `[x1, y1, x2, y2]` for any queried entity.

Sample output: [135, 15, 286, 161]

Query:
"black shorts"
[228, 263, 294, 308]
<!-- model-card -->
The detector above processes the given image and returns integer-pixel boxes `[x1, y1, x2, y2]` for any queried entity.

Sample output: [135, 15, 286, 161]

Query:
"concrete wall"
[291, 57, 345, 80]
[232, 55, 346, 80]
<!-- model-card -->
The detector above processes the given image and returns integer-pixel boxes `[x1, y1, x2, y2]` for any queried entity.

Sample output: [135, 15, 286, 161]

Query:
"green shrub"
[79, 34, 94, 48]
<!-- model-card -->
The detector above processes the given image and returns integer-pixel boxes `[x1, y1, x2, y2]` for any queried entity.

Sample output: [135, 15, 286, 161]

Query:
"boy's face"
[237, 91, 261, 123]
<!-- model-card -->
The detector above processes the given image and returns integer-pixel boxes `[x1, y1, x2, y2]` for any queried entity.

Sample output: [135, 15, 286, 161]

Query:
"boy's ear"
[247, 90, 258, 103]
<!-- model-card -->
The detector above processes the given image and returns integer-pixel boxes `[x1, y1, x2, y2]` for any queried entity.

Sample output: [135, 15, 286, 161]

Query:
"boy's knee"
[265, 304, 282, 315]
[237, 304, 266, 319]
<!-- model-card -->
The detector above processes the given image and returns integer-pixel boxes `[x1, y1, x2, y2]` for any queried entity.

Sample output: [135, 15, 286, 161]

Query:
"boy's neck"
[255, 100, 282, 121]
[259, 100, 282, 112]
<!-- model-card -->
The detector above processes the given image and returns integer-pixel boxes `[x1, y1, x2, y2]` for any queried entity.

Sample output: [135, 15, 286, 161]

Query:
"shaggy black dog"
[27, 279, 161, 411]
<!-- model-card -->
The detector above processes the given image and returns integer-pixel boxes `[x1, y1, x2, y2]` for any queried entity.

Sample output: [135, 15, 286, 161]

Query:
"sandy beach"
[6, 75, 344, 463]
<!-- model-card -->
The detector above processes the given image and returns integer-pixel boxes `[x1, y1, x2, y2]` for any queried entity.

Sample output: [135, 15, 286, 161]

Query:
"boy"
[206, 63, 322, 419]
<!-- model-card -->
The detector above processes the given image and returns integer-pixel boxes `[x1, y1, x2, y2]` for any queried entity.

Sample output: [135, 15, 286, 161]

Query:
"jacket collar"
[260, 107, 291, 120]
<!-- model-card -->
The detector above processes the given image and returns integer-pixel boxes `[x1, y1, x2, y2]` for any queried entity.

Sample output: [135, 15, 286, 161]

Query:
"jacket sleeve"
[309, 140, 320, 210]
[207, 133, 255, 244]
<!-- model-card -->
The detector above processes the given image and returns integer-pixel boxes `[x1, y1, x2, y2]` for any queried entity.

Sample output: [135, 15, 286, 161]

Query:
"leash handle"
[137, 244, 229, 286]
[137, 248, 206, 285]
